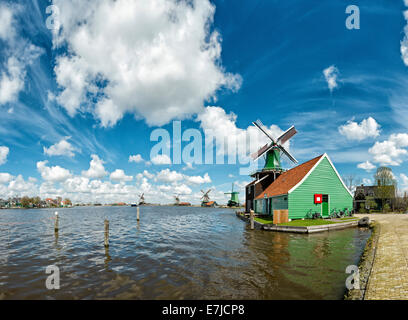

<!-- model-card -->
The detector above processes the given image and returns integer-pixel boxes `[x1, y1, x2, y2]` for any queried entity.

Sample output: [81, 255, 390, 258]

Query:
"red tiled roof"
[255, 154, 324, 199]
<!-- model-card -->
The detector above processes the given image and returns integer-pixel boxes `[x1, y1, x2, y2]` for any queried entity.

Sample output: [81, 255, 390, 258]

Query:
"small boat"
[130, 203, 138, 207]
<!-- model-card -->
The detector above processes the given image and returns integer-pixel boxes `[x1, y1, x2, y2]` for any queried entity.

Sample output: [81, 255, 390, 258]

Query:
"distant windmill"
[174, 194, 181, 205]
[251, 119, 298, 174]
[225, 183, 240, 207]
[138, 193, 145, 206]
[174, 193, 190, 206]
[200, 189, 211, 206]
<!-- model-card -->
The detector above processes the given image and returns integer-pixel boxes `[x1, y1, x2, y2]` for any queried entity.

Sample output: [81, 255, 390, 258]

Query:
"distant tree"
[366, 198, 378, 213]
[343, 174, 362, 192]
[64, 198, 72, 206]
[32, 196, 41, 207]
[20, 196, 32, 208]
[374, 167, 397, 212]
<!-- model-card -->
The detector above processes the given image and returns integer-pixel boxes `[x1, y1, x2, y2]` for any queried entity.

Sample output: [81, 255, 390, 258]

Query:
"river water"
[0, 206, 370, 300]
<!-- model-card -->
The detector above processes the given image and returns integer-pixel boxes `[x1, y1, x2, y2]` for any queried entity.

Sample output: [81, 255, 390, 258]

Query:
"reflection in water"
[104, 246, 112, 269]
[0, 206, 370, 300]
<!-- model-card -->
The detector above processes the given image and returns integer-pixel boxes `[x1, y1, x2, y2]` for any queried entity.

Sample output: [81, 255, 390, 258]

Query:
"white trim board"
[288, 153, 353, 197]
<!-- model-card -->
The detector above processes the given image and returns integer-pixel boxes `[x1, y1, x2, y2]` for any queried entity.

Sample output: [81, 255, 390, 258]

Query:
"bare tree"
[343, 174, 362, 192]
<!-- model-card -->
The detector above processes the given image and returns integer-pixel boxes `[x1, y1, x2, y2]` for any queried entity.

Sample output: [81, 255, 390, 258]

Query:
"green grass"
[254, 216, 358, 227]
[254, 216, 274, 224]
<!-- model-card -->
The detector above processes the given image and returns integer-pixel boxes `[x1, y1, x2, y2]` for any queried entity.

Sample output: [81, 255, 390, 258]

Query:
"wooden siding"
[272, 195, 288, 211]
[255, 195, 288, 215]
[288, 157, 352, 219]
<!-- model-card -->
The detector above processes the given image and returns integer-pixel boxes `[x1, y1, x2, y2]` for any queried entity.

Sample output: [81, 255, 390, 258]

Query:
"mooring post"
[104, 219, 109, 247]
[250, 210, 254, 230]
[137, 206, 140, 221]
[54, 211, 59, 232]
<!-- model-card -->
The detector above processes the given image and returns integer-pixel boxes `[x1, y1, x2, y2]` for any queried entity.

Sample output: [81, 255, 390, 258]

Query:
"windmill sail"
[251, 143, 272, 160]
[251, 119, 298, 169]
[277, 126, 297, 145]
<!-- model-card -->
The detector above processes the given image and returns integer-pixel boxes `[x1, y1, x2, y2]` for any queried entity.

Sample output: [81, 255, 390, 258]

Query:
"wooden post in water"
[137, 206, 140, 221]
[104, 219, 109, 247]
[54, 211, 59, 232]
[250, 210, 254, 230]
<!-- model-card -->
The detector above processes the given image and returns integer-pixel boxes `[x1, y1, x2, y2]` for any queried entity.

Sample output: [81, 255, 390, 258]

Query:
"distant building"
[354, 184, 396, 211]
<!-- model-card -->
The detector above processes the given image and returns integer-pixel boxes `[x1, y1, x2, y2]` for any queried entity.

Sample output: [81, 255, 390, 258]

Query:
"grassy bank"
[254, 216, 358, 227]
[344, 221, 380, 300]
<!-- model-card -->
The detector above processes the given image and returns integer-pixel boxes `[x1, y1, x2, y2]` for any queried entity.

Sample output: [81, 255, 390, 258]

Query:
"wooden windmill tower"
[200, 189, 211, 206]
[246, 120, 298, 212]
[138, 193, 145, 206]
[225, 183, 240, 207]
[174, 193, 190, 206]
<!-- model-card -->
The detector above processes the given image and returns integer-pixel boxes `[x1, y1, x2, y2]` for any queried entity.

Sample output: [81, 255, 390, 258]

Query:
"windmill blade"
[251, 143, 273, 160]
[253, 120, 277, 144]
[277, 126, 297, 145]
[205, 189, 211, 196]
[278, 145, 298, 164]
[201, 190, 205, 194]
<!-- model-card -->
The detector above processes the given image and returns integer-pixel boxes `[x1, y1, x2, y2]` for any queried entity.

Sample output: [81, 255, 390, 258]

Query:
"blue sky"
[1, 0, 408, 204]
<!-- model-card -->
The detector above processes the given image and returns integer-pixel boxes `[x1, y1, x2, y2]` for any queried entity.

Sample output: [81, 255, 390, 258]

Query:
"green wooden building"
[250, 153, 353, 219]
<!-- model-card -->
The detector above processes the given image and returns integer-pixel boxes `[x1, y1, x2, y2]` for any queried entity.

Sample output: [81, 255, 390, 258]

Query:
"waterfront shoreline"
[344, 221, 380, 300]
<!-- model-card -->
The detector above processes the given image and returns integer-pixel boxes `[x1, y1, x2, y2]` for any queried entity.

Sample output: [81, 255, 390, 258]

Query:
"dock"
[236, 211, 360, 233]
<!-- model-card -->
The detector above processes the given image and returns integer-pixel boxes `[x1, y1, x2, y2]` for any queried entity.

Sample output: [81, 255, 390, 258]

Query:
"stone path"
[355, 214, 408, 300]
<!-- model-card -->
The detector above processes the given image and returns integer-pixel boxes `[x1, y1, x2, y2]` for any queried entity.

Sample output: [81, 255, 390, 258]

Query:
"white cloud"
[339, 117, 380, 141]
[8, 174, 38, 195]
[369, 133, 408, 166]
[182, 162, 194, 171]
[0, 5, 43, 105]
[129, 154, 144, 163]
[52, 0, 241, 127]
[82, 154, 108, 179]
[357, 161, 376, 172]
[173, 184, 192, 195]
[0, 4, 14, 41]
[0, 172, 13, 184]
[323, 65, 339, 92]
[36, 160, 72, 182]
[400, 173, 408, 186]
[151, 154, 172, 165]
[0, 146, 9, 165]
[185, 173, 211, 185]
[362, 178, 372, 185]
[110, 169, 133, 182]
[44, 137, 77, 157]
[142, 170, 154, 179]
[156, 169, 184, 183]
[401, 8, 408, 66]
[197, 106, 288, 160]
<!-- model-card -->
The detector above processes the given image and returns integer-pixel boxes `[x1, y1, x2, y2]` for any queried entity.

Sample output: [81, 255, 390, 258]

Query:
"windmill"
[244, 120, 298, 212]
[138, 193, 145, 206]
[201, 189, 212, 206]
[174, 194, 181, 205]
[174, 193, 190, 206]
[251, 119, 298, 178]
[225, 183, 240, 207]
